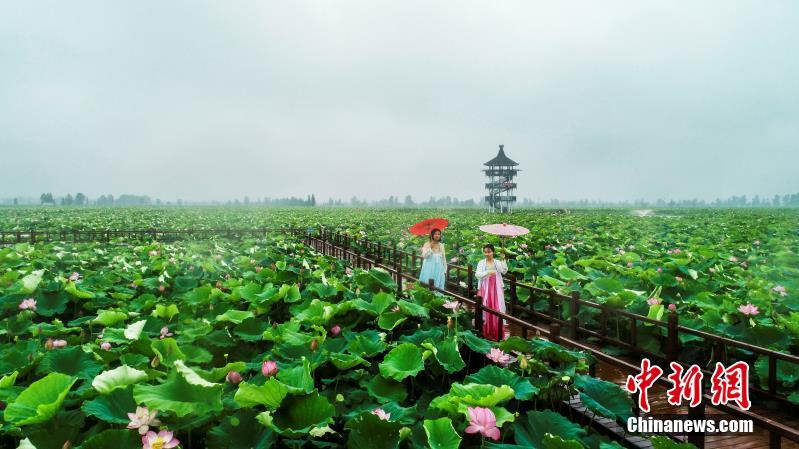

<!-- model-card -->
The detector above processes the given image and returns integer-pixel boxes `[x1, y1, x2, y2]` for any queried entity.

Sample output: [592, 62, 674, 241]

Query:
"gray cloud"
[1, 0, 797, 202]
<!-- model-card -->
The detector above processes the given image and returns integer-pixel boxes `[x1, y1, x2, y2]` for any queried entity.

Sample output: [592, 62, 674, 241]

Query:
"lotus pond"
[0, 220, 693, 449]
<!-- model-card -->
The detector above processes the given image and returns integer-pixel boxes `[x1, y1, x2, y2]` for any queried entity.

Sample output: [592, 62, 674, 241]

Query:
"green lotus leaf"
[465, 365, 539, 400]
[366, 375, 407, 404]
[94, 309, 129, 326]
[81, 386, 138, 424]
[379, 343, 425, 381]
[543, 433, 585, 449]
[234, 378, 288, 409]
[514, 410, 586, 448]
[16, 269, 45, 295]
[123, 319, 148, 340]
[216, 309, 255, 324]
[36, 346, 103, 380]
[575, 374, 633, 421]
[133, 361, 223, 417]
[346, 411, 403, 449]
[330, 352, 371, 370]
[151, 337, 186, 366]
[4, 372, 76, 426]
[277, 358, 314, 393]
[64, 281, 95, 298]
[347, 330, 388, 357]
[92, 365, 148, 394]
[434, 338, 466, 374]
[206, 409, 276, 449]
[79, 429, 141, 449]
[269, 391, 335, 437]
[424, 417, 462, 449]
[152, 303, 180, 321]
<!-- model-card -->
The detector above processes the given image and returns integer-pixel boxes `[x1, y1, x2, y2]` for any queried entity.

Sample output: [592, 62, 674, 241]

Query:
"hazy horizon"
[1, 1, 798, 202]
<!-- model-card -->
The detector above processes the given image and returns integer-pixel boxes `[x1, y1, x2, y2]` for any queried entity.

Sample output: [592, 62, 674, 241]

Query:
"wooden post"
[667, 309, 679, 363]
[474, 295, 484, 337]
[550, 323, 561, 344]
[768, 356, 777, 394]
[428, 278, 435, 291]
[376, 242, 382, 264]
[396, 259, 403, 296]
[548, 291, 556, 319]
[569, 291, 580, 339]
[509, 274, 518, 314]
[467, 265, 474, 298]
[770, 432, 781, 449]
[688, 399, 706, 449]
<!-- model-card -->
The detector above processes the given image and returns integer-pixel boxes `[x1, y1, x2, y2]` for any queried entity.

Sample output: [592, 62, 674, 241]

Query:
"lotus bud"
[331, 325, 341, 336]
[226, 371, 243, 385]
[668, 304, 677, 312]
[62, 441, 72, 449]
[262, 360, 278, 378]
[158, 284, 165, 293]
[255, 266, 262, 273]
[100, 342, 111, 351]
[151, 355, 160, 368]
[447, 317, 454, 329]
[225, 274, 231, 280]
[215, 281, 222, 288]
[310, 339, 318, 351]
[336, 393, 344, 402]
[519, 355, 528, 371]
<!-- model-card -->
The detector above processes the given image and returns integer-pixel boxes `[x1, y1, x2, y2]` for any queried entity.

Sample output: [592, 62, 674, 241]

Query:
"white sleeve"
[421, 243, 432, 258]
[497, 259, 508, 275]
[475, 259, 488, 280]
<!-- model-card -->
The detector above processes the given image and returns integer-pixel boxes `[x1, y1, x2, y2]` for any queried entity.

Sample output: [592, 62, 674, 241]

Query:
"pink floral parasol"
[478, 223, 530, 237]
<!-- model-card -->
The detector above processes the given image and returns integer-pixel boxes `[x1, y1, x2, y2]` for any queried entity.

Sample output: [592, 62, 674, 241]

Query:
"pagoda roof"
[484, 145, 518, 166]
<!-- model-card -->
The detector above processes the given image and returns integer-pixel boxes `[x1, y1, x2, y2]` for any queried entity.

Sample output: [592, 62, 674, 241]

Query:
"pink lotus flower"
[45, 338, 67, 350]
[773, 285, 788, 297]
[255, 266, 262, 273]
[647, 297, 662, 306]
[628, 245, 635, 250]
[19, 298, 37, 311]
[486, 348, 512, 367]
[754, 240, 761, 246]
[657, 267, 663, 273]
[100, 342, 112, 351]
[545, 245, 553, 250]
[141, 430, 179, 449]
[188, 265, 195, 271]
[708, 267, 716, 274]
[674, 249, 682, 254]
[738, 303, 759, 316]
[459, 248, 465, 254]
[129, 282, 138, 289]
[148, 250, 158, 257]
[520, 243, 528, 249]
[465, 406, 501, 440]
[371, 408, 391, 421]
[68, 272, 80, 281]
[667, 250, 673, 255]
[443, 300, 461, 312]
[331, 325, 341, 336]
[262, 360, 278, 378]
[740, 262, 748, 268]
[158, 284, 165, 293]
[450, 257, 458, 263]
[159, 326, 173, 339]
[668, 304, 677, 312]
[675, 276, 683, 282]
[226, 371, 243, 385]
[345, 267, 353, 276]
[627, 262, 634, 268]
[729, 256, 738, 262]
[127, 406, 162, 435]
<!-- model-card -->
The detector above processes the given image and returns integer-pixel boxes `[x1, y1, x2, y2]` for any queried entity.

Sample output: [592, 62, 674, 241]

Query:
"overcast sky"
[1, 1, 798, 202]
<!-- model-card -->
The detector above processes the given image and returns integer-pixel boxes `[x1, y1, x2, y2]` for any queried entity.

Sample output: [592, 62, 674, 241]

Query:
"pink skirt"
[479, 273, 507, 341]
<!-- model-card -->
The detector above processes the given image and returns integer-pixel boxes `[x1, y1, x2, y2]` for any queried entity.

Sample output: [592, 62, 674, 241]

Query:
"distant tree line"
[2, 192, 798, 208]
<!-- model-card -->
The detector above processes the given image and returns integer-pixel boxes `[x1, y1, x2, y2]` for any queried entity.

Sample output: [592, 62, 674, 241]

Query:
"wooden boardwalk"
[506, 322, 799, 449]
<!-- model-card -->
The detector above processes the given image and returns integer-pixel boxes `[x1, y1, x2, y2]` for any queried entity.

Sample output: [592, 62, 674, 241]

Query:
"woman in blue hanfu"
[419, 228, 447, 290]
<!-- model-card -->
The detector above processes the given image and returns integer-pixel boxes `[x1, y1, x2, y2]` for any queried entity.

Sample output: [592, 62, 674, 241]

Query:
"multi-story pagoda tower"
[483, 145, 519, 213]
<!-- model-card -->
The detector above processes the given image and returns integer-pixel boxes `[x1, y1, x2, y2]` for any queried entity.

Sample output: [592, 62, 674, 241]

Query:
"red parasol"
[409, 218, 449, 236]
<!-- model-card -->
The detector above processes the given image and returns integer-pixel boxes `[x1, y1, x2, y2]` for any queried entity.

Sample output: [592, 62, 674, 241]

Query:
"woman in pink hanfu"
[476, 244, 509, 341]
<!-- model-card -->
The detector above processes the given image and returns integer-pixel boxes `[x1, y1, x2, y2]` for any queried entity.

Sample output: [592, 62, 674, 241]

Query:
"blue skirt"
[419, 253, 446, 290]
